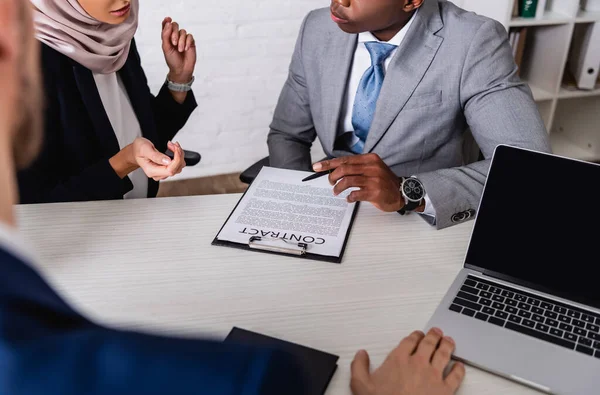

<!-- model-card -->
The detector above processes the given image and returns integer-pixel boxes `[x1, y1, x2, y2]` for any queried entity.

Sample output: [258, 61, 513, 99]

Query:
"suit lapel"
[73, 46, 159, 158]
[321, 32, 357, 154]
[363, 0, 444, 153]
[73, 64, 121, 156]
[118, 52, 159, 146]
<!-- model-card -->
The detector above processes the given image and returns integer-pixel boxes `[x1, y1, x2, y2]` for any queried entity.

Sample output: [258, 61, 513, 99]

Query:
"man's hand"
[350, 328, 466, 395]
[313, 154, 404, 212]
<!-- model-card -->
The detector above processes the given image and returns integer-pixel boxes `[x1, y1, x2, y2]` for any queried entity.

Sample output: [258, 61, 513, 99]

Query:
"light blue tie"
[350, 42, 398, 154]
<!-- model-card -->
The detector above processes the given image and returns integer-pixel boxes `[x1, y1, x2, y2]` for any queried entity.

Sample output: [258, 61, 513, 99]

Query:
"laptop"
[426, 144, 600, 394]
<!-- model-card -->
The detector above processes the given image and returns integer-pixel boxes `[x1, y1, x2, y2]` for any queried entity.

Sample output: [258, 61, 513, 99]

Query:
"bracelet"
[166, 76, 195, 92]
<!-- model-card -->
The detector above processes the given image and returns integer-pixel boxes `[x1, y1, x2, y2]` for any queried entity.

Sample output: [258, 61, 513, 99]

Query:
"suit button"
[452, 212, 467, 223]
[452, 210, 476, 223]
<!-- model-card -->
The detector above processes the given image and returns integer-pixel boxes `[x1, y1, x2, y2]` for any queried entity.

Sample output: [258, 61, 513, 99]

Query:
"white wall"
[136, 0, 327, 180]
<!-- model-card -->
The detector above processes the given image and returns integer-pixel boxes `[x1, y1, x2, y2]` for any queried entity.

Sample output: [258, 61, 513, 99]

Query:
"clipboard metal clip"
[248, 236, 308, 256]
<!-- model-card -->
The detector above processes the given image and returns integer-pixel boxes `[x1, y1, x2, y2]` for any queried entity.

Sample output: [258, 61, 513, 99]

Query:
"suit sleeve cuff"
[158, 83, 198, 119]
[409, 174, 437, 224]
[98, 159, 134, 198]
[419, 194, 437, 223]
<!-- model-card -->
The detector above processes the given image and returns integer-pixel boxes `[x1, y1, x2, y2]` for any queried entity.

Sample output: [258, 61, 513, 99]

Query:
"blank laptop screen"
[465, 145, 600, 309]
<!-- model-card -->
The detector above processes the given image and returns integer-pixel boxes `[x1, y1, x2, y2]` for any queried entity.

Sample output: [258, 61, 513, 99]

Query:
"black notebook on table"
[225, 327, 339, 395]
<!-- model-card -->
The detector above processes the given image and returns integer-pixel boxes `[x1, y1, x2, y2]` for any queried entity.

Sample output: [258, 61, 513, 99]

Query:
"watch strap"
[398, 200, 422, 215]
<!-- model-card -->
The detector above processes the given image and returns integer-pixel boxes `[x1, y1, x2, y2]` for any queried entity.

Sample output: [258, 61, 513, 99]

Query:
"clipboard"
[211, 185, 360, 264]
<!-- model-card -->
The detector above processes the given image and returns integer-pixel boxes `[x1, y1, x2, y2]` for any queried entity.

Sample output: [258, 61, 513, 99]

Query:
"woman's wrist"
[168, 89, 188, 104]
[167, 72, 192, 104]
[109, 145, 139, 179]
[167, 71, 193, 84]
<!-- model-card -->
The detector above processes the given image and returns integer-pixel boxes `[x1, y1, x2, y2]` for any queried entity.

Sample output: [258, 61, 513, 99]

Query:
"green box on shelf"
[520, 0, 538, 18]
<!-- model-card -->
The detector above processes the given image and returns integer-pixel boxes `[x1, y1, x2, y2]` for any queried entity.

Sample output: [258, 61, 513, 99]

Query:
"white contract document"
[214, 167, 358, 262]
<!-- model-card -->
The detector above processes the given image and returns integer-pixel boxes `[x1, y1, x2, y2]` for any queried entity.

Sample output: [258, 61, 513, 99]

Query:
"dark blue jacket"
[0, 247, 305, 394]
[17, 40, 197, 203]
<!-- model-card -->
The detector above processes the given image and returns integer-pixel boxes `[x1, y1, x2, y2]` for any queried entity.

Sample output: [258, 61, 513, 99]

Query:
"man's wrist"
[415, 200, 426, 213]
[397, 176, 427, 214]
[395, 194, 405, 212]
[395, 195, 426, 213]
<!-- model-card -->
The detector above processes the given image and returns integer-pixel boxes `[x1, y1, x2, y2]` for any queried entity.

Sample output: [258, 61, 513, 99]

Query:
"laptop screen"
[465, 145, 600, 309]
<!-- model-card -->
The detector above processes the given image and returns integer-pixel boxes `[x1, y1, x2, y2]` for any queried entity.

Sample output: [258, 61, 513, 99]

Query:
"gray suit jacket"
[267, 0, 551, 229]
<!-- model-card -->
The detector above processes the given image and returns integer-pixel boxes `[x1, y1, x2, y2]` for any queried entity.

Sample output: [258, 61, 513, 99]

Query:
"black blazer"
[18, 40, 197, 204]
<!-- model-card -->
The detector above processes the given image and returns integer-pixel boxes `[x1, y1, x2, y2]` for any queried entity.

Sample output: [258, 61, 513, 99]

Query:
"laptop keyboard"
[449, 275, 600, 359]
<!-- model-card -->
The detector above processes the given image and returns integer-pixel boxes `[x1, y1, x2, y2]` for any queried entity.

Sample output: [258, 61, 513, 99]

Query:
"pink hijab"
[31, 0, 139, 74]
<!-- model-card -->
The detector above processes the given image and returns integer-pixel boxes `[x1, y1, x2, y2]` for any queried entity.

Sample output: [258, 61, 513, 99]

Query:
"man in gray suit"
[267, 0, 551, 229]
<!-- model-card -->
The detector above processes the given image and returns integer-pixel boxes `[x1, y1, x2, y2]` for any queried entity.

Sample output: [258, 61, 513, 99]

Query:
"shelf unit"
[460, 0, 600, 162]
[511, 11, 574, 27]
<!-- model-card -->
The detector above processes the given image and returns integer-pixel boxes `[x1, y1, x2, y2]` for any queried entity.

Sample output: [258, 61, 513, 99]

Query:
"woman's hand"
[133, 139, 186, 181]
[110, 138, 186, 181]
[161, 17, 196, 85]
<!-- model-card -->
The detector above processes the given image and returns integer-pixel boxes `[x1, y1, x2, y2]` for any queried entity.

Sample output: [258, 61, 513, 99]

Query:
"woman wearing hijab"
[19, 0, 197, 203]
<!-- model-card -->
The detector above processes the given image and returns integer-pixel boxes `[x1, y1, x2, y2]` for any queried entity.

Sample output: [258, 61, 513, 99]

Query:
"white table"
[15, 195, 538, 395]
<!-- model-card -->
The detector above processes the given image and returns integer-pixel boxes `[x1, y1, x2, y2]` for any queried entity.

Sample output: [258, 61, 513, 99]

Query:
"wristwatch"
[166, 76, 195, 92]
[398, 176, 426, 215]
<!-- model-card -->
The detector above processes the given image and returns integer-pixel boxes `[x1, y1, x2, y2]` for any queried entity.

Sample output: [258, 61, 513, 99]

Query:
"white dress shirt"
[93, 72, 148, 199]
[338, 9, 436, 220]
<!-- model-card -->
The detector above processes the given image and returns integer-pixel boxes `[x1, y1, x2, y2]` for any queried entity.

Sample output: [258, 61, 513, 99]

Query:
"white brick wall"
[136, 0, 328, 180]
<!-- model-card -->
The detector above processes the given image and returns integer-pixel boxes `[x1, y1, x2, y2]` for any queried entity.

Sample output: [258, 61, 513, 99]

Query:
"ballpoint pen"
[301, 170, 331, 182]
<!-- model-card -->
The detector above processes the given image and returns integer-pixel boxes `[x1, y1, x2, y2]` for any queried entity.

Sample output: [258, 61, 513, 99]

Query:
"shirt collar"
[0, 220, 38, 266]
[358, 8, 419, 45]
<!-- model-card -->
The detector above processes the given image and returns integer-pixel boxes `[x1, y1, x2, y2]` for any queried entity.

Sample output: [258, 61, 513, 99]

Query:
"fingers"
[445, 362, 466, 393]
[171, 141, 186, 174]
[328, 164, 369, 185]
[184, 33, 197, 68]
[145, 145, 172, 167]
[162, 17, 172, 30]
[161, 18, 173, 49]
[170, 22, 180, 47]
[346, 189, 376, 204]
[138, 160, 172, 181]
[142, 159, 178, 181]
[166, 141, 186, 176]
[135, 139, 186, 181]
[332, 175, 368, 196]
[431, 336, 455, 373]
[185, 33, 195, 52]
[396, 330, 426, 356]
[314, 153, 382, 172]
[314, 156, 358, 172]
[414, 327, 444, 362]
[177, 29, 187, 52]
[162, 18, 195, 55]
[350, 350, 372, 395]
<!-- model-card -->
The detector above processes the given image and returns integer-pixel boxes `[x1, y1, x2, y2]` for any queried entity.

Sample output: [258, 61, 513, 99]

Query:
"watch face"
[403, 178, 425, 202]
